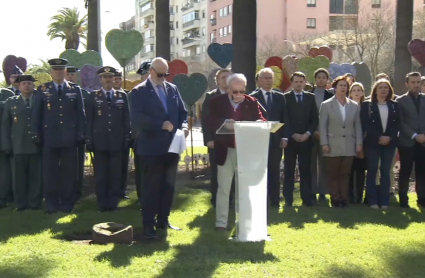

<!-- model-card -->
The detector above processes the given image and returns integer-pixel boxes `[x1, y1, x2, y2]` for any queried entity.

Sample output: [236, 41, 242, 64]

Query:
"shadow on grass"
[318, 264, 369, 278]
[384, 243, 425, 277]
[156, 208, 278, 278]
[0, 257, 55, 278]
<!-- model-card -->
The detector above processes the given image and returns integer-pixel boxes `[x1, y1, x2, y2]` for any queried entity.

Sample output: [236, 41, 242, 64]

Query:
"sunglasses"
[232, 90, 246, 95]
[152, 67, 170, 78]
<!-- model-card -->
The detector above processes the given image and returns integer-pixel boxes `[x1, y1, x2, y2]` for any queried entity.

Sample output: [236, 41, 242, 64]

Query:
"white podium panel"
[234, 122, 272, 242]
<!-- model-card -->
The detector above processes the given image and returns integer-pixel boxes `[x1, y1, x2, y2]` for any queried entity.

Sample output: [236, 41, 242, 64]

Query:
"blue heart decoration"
[207, 43, 233, 68]
[173, 73, 208, 105]
[328, 62, 357, 80]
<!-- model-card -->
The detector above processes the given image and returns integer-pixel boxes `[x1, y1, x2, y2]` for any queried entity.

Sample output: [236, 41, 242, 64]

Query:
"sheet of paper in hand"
[168, 129, 187, 154]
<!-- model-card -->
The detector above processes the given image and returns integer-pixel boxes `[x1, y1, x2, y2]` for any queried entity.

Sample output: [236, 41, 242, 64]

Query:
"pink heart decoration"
[408, 39, 425, 67]
[80, 65, 101, 91]
[282, 55, 298, 78]
[167, 59, 188, 83]
[2, 55, 27, 85]
[309, 46, 333, 62]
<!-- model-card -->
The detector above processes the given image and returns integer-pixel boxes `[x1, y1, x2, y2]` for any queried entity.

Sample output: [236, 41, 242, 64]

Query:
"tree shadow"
[318, 264, 369, 278]
[156, 208, 278, 278]
[0, 257, 55, 278]
[385, 243, 425, 277]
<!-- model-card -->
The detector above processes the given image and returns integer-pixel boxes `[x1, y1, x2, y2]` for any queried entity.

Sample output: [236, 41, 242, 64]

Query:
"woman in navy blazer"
[360, 79, 400, 209]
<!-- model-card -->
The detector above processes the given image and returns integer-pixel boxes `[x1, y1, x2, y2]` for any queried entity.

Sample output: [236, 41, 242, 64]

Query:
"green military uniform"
[0, 88, 17, 208]
[2, 89, 42, 210]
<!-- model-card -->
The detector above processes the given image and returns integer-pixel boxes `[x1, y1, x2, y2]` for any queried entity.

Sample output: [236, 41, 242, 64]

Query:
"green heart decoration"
[298, 55, 330, 83]
[172, 73, 208, 105]
[352, 62, 372, 96]
[59, 49, 102, 69]
[105, 29, 144, 67]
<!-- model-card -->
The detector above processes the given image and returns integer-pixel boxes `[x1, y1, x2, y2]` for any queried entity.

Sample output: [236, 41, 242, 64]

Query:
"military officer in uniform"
[86, 66, 131, 212]
[66, 66, 89, 200]
[2, 75, 42, 211]
[113, 71, 130, 199]
[8, 66, 24, 95]
[0, 87, 15, 209]
[31, 58, 86, 214]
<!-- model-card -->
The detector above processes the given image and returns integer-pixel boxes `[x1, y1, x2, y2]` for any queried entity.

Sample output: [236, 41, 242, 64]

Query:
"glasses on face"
[232, 90, 246, 95]
[152, 67, 170, 78]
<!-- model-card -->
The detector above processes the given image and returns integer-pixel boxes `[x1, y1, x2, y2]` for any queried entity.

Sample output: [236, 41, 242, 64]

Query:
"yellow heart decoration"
[124, 79, 141, 91]
[32, 73, 52, 87]
[256, 66, 283, 89]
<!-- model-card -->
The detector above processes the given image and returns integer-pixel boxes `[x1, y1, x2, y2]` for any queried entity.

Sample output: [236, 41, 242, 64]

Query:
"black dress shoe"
[285, 203, 293, 207]
[270, 202, 280, 208]
[302, 201, 314, 207]
[400, 203, 411, 209]
[144, 227, 158, 239]
[319, 194, 327, 201]
[156, 222, 182, 231]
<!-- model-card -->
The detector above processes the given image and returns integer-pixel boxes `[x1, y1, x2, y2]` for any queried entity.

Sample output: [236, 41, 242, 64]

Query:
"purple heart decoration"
[2, 55, 27, 85]
[408, 39, 425, 67]
[80, 65, 101, 91]
[328, 62, 357, 80]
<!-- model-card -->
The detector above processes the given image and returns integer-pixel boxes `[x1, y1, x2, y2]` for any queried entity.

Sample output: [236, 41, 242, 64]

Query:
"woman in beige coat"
[319, 76, 363, 208]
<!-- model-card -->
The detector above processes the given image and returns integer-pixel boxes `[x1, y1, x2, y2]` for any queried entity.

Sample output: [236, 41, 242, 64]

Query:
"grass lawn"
[1, 176, 425, 278]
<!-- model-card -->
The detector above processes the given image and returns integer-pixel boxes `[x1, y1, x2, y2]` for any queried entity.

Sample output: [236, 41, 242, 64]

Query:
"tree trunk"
[156, 0, 170, 61]
[87, 0, 100, 53]
[232, 0, 257, 92]
[393, 0, 414, 95]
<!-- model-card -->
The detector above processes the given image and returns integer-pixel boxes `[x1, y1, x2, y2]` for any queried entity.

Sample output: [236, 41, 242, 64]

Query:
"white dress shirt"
[294, 91, 303, 102]
[53, 81, 66, 91]
[337, 99, 347, 122]
[261, 88, 272, 102]
[101, 88, 115, 100]
[378, 102, 389, 133]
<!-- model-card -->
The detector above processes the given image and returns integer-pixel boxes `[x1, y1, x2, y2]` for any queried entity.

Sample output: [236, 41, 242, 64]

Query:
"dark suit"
[130, 78, 187, 228]
[310, 88, 333, 199]
[120, 88, 131, 198]
[86, 89, 130, 211]
[31, 81, 86, 212]
[283, 90, 318, 205]
[76, 87, 89, 200]
[250, 89, 285, 206]
[397, 92, 425, 206]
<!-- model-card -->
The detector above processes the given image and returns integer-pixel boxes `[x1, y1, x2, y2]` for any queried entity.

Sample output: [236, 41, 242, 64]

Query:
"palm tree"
[47, 7, 88, 50]
[85, 0, 100, 52]
[393, 0, 414, 94]
[26, 59, 51, 75]
[232, 0, 257, 92]
[156, 0, 171, 60]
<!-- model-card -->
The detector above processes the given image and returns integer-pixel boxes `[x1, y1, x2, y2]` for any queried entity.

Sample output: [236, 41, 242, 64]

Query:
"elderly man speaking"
[207, 73, 265, 231]
[129, 57, 188, 239]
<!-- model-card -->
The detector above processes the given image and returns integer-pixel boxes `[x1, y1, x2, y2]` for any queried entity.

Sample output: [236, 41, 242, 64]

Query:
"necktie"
[106, 92, 112, 103]
[266, 92, 272, 113]
[57, 85, 62, 98]
[25, 98, 30, 108]
[157, 85, 168, 113]
[296, 94, 302, 103]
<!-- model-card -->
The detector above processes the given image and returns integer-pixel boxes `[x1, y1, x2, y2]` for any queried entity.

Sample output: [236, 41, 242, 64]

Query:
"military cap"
[97, 66, 117, 76]
[66, 66, 78, 73]
[114, 71, 123, 77]
[136, 62, 151, 75]
[15, 75, 36, 83]
[11, 65, 24, 75]
[48, 58, 68, 69]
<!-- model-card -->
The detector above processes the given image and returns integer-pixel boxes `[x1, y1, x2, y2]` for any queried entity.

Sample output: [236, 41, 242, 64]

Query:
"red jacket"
[207, 93, 266, 166]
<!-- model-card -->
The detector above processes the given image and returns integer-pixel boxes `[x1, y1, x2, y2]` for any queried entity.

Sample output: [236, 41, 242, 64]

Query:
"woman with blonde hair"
[360, 79, 400, 209]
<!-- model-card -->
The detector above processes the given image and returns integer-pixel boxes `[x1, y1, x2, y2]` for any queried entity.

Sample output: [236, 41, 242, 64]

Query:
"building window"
[223, 27, 227, 36]
[228, 25, 232, 34]
[145, 44, 154, 52]
[183, 11, 200, 23]
[176, 21, 179, 28]
[210, 32, 215, 42]
[141, 2, 153, 13]
[196, 46, 201, 55]
[228, 4, 232, 14]
[169, 6, 174, 14]
[219, 28, 223, 37]
[345, 0, 359, 14]
[329, 0, 343, 14]
[307, 18, 316, 28]
[372, 0, 381, 8]
[307, 0, 316, 7]
[219, 8, 223, 18]
[177, 37, 179, 44]
[176, 5, 178, 13]
[202, 27, 206, 36]
[202, 10, 206, 18]
[202, 45, 206, 53]
[223, 6, 228, 16]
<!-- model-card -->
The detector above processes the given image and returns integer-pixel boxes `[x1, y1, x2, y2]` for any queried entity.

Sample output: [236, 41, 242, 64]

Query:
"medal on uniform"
[47, 103, 51, 110]
[13, 106, 17, 110]
[98, 110, 101, 116]
[14, 116, 18, 122]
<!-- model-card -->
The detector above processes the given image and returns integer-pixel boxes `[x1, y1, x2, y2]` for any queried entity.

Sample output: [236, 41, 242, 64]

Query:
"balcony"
[142, 21, 154, 30]
[211, 18, 217, 26]
[144, 35, 155, 43]
[182, 37, 201, 48]
[183, 19, 200, 29]
[181, 0, 200, 12]
[141, 7, 154, 17]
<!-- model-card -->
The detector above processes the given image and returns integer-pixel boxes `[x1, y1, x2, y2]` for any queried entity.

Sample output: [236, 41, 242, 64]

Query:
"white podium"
[217, 121, 282, 242]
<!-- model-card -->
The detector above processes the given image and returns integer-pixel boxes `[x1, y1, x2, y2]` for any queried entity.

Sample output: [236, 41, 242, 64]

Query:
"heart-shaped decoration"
[298, 55, 330, 83]
[408, 39, 425, 67]
[167, 59, 188, 82]
[207, 43, 233, 68]
[207, 68, 221, 91]
[33, 73, 52, 88]
[328, 62, 357, 80]
[80, 65, 101, 91]
[352, 62, 372, 96]
[124, 79, 141, 91]
[282, 55, 298, 78]
[256, 65, 283, 89]
[264, 56, 291, 92]
[2, 55, 27, 85]
[105, 29, 144, 67]
[172, 73, 208, 105]
[59, 49, 103, 69]
[309, 46, 333, 61]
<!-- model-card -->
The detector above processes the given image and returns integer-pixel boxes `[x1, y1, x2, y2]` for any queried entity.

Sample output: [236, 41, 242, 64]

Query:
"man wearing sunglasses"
[207, 73, 266, 231]
[129, 57, 188, 239]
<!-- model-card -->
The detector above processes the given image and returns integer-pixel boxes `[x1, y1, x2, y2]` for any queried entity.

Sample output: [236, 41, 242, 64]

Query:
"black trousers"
[12, 154, 43, 209]
[283, 140, 313, 205]
[120, 147, 130, 197]
[140, 153, 179, 228]
[398, 143, 425, 205]
[0, 152, 13, 206]
[43, 147, 77, 212]
[76, 145, 85, 200]
[133, 148, 143, 204]
[349, 157, 366, 203]
[94, 150, 123, 210]
[268, 147, 283, 205]
[209, 148, 234, 206]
